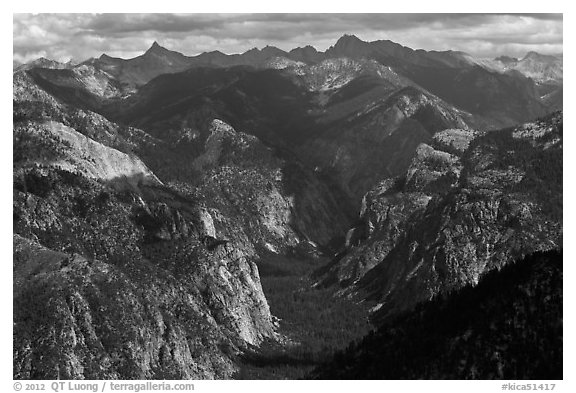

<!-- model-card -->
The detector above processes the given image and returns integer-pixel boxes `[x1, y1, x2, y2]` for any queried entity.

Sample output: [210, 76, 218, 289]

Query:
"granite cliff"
[317, 112, 562, 322]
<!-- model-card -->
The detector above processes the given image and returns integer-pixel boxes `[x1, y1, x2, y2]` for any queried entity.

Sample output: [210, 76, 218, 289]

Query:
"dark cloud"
[82, 14, 228, 34]
[513, 13, 563, 21]
[79, 13, 563, 35]
[13, 13, 563, 63]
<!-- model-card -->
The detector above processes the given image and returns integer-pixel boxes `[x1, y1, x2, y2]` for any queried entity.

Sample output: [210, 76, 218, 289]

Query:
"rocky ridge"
[13, 34, 563, 380]
[13, 85, 289, 379]
[13, 161, 279, 378]
[14, 57, 74, 73]
[19, 38, 557, 211]
[313, 250, 563, 379]
[14, 120, 162, 191]
[317, 112, 562, 322]
[301, 85, 472, 202]
[14, 234, 238, 379]
[13, 68, 355, 377]
[484, 52, 563, 84]
[188, 119, 353, 254]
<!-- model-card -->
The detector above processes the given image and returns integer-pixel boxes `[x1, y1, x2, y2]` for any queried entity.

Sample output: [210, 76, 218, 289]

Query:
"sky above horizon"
[13, 13, 563, 63]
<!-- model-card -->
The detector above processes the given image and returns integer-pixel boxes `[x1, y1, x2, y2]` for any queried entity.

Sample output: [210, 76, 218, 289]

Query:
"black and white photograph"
[10, 7, 567, 386]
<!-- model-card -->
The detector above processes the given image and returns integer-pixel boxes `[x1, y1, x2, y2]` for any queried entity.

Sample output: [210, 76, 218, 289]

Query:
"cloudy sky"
[13, 13, 563, 63]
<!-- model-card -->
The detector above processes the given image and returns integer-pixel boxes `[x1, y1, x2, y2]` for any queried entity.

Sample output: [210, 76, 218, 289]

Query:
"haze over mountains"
[13, 33, 562, 380]
[17, 35, 562, 95]
[19, 35, 561, 198]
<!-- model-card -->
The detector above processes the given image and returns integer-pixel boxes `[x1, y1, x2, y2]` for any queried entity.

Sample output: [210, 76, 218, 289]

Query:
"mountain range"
[13, 33, 562, 380]
[70, 35, 563, 88]
[18, 35, 561, 119]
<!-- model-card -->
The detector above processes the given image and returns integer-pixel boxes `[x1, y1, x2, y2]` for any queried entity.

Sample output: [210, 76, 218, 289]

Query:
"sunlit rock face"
[317, 112, 562, 322]
[12, 173, 279, 379]
[14, 120, 162, 191]
[13, 118, 279, 379]
[14, 233, 277, 379]
[190, 119, 352, 254]
[13, 32, 562, 380]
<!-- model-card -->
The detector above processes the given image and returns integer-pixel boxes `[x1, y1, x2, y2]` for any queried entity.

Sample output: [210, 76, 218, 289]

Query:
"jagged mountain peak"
[144, 40, 180, 57]
[317, 111, 562, 321]
[332, 34, 366, 49]
[373, 38, 406, 48]
[483, 51, 562, 84]
[298, 44, 317, 51]
[98, 53, 120, 61]
[289, 45, 319, 54]
[523, 51, 542, 59]
[145, 41, 162, 53]
[14, 57, 73, 72]
[206, 49, 226, 56]
[288, 45, 323, 63]
[337, 34, 363, 43]
[13, 26, 563, 380]
[325, 34, 374, 59]
[522, 51, 556, 61]
[260, 45, 286, 55]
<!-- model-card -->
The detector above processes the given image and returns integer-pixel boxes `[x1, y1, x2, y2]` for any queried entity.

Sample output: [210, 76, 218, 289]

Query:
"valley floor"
[235, 252, 373, 379]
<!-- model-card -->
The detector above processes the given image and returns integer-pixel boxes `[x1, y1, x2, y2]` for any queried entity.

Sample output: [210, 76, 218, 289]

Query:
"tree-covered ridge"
[461, 110, 562, 220]
[313, 250, 562, 380]
[317, 111, 562, 323]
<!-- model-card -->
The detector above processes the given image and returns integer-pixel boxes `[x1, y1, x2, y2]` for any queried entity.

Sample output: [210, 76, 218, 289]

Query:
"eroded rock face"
[405, 144, 461, 191]
[316, 131, 470, 289]
[301, 86, 471, 203]
[13, 117, 279, 377]
[14, 70, 158, 155]
[12, 88, 350, 377]
[190, 119, 352, 254]
[14, 57, 73, 73]
[14, 120, 162, 191]
[13, 173, 279, 378]
[192, 120, 263, 172]
[318, 112, 562, 322]
[317, 182, 431, 289]
[433, 128, 479, 154]
[13, 235, 237, 379]
[487, 51, 563, 85]
[288, 57, 412, 92]
[29, 65, 125, 100]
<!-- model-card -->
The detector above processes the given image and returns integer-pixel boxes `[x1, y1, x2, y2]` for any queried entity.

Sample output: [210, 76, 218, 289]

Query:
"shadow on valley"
[313, 250, 563, 380]
[235, 250, 373, 379]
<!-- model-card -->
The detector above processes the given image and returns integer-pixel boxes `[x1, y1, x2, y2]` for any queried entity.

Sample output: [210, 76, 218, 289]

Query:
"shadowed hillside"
[313, 250, 562, 380]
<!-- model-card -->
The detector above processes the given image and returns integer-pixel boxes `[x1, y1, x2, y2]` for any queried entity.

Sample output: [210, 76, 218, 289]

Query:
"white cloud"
[13, 13, 563, 63]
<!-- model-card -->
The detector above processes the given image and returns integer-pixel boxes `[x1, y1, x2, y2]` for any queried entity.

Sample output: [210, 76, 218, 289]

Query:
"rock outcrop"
[13, 164, 279, 378]
[13, 34, 563, 380]
[301, 85, 471, 202]
[14, 57, 73, 73]
[28, 65, 125, 100]
[313, 250, 563, 379]
[14, 70, 158, 155]
[317, 112, 562, 322]
[284, 57, 413, 92]
[14, 120, 162, 191]
[13, 117, 281, 379]
[486, 51, 563, 84]
[189, 119, 353, 254]
[14, 234, 238, 379]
